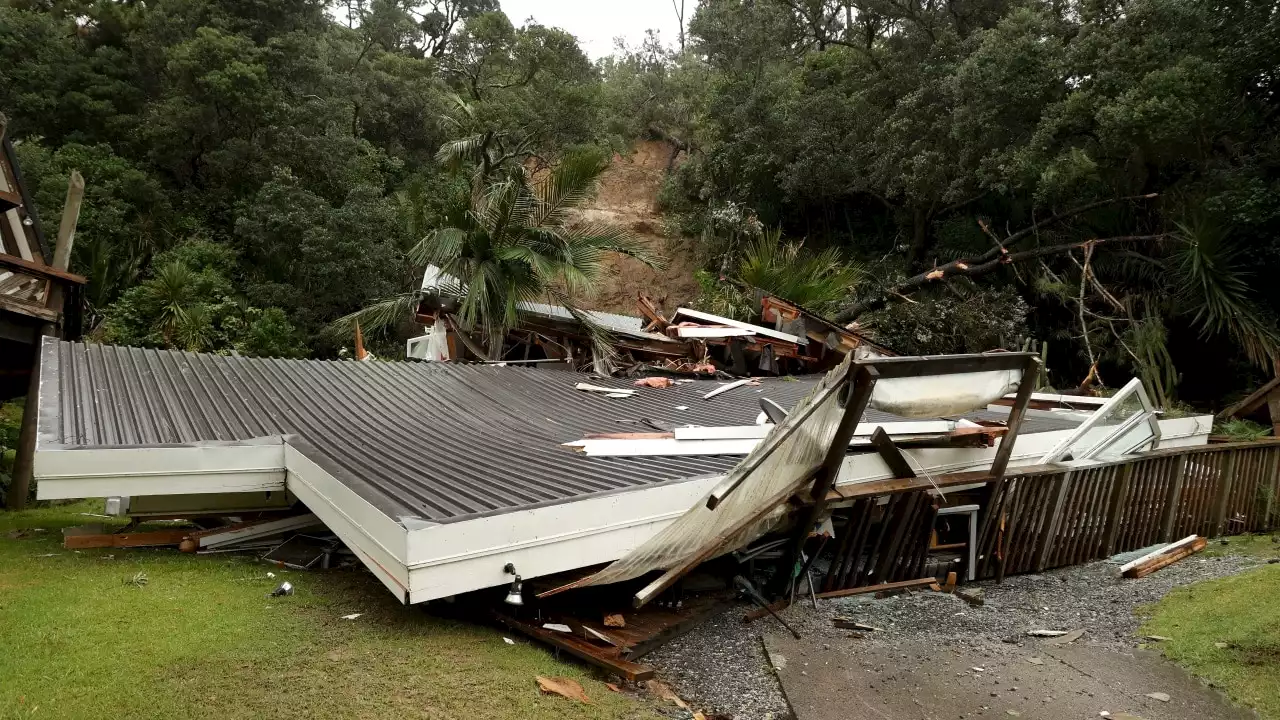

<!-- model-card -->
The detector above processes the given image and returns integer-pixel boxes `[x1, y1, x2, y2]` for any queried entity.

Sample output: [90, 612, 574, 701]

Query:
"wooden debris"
[1121, 535, 1206, 578]
[603, 613, 626, 628]
[1041, 629, 1085, 645]
[536, 676, 591, 704]
[633, 377, 675, 388]
[954, 588, 985, 606]
[743, 599, 790, 623]
[62, 527, 191, 550]
[605, 682, 622, 693]
[814, 577, 938, 600]
[833, 618, 883, 632]
[1027, 630, 1072, 637]
[495, 613, 655, 682]
[645, 679, 689, 709]
[943, 571, 958, 593]
[702, 378, 760, 400]
[575, 382, 636, 396]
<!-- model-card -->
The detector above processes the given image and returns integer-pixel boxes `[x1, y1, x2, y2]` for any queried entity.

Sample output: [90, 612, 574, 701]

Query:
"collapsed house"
[33, 339, 1213, 606]
[407, 266, 884, 375]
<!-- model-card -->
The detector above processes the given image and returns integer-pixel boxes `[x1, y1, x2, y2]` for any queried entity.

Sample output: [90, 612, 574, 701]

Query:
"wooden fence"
[976, 440, 1280, 579]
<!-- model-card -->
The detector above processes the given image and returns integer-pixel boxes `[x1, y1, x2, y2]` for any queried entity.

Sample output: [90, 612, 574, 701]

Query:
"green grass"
[1139, 563, 1280, 719]
[1204, 533, 1280, 560]
[0, 503, 661, 720]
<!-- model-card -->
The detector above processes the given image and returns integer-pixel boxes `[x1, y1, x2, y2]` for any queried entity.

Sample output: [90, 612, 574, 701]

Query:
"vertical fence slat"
[1102, 463, 1133, 556]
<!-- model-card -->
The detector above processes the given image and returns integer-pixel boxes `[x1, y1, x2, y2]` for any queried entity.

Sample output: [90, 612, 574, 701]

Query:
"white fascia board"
[675, 327, 756, 338]
[405, 477, 714, 603]
[283, 444, 411, 602]
[1001, 392, 1110, 407]
[674, 307, 805, 344]
[34, 442, 287, 500]
[983, 404, 1097, 423]
[674, 421, 955, 441]
[1153, 416, 1213, 448]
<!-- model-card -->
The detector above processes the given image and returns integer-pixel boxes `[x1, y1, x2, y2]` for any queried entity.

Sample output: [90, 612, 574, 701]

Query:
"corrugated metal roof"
[516, 302, 674, 343]
[39, 341, 1080, 526]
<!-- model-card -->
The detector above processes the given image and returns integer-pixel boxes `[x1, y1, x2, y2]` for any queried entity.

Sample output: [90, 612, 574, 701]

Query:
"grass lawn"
[1139, 546, 1280, 720]
[0, 503, 662, 720]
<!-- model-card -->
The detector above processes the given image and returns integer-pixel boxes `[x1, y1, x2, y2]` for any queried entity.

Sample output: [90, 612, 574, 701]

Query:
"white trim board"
[673, 421, 955, 441]
[35, 442, 287, 500]
[674, 307, 805, 344]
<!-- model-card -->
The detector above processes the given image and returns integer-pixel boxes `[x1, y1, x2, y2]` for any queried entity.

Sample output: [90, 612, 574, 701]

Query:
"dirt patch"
[568, 141, 702, 317]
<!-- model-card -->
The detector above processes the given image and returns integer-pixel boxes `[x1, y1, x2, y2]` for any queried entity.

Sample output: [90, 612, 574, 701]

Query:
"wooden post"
[769, 365, 879, 597]
[7, 171, 83, 511]
[1263, 448, 1280, 532]
[1211, 451, 1239, 538]
[1159, 455, 1189, 543]
[1101, 463, 1133, 556]
[1269, 387, 1280, 438]
[989, 356, 1041, 479]
[1034, 472, 1073, 571]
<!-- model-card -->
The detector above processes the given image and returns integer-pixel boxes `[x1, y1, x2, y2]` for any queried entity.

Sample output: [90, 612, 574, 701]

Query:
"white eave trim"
[34, 442, 287, 500]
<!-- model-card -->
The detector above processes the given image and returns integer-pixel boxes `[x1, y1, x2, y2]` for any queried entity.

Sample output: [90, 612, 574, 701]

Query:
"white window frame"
[1039, 378, 1162, 464]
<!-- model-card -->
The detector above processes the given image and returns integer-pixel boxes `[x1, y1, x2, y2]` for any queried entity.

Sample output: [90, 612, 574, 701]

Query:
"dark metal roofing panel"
[41, 341, 1080, 525]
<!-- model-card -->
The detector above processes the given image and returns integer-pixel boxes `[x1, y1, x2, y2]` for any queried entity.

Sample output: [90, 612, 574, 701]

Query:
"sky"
[497, 0, 684, 59]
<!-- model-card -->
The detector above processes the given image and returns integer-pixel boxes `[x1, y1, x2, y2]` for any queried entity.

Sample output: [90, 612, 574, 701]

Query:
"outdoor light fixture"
[503, 563, 524, 606]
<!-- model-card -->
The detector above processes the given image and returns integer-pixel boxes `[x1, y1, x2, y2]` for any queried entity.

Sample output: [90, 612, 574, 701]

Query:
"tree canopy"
[3, 0, 1278, 409]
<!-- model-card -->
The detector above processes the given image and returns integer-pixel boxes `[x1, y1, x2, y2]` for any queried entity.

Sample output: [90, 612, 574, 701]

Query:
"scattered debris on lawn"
[340, 613, 362, 620]
[269, 581, 293, 597]
[125, 570, 148, 588]
[535, 676, 591, 704]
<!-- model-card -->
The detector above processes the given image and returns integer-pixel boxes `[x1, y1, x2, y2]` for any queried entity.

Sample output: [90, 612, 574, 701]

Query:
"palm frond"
[322, 293, 422, 342]
[1173, 219, 1280, 368]
[561, 222, 668, 269]
[530, 149, 610, 227]
[435, 134, 487, 168]
[411, 227, 469, 268]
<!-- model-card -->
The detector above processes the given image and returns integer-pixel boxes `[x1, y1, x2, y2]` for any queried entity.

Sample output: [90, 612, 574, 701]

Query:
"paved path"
[763, 632, 1255, 720]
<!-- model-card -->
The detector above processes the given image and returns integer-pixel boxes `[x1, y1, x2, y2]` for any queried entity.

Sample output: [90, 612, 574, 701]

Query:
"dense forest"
[2, 0, 1278, 409]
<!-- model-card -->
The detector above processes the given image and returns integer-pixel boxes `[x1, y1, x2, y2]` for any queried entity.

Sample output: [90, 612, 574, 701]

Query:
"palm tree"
[331, 149, 664, 359]
[697, 227, 866, 321]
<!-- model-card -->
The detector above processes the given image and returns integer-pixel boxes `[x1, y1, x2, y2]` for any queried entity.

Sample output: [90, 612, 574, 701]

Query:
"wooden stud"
[815, 577, 937, 600]
[1159, 455, 1189, 543]
[870, 427, 916, 479]
[1034, 472, 1073, 572]
[1211, 452, 1238, 537]
[1102, 463, 1133, 556]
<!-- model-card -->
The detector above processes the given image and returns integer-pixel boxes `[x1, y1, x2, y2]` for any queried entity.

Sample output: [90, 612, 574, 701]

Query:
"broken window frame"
[1038, 378, 1162, 464]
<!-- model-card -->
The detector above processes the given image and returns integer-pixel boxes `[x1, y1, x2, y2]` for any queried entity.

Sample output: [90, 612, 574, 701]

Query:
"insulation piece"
[869, 370, 1021, 418]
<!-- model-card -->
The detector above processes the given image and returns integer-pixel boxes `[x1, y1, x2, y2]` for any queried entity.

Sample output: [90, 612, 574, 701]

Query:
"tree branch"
[833, 234, 1169, 321]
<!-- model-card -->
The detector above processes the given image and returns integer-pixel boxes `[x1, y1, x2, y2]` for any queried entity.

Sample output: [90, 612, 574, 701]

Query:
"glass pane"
[1092, 417, 1157, 459]
[1064, 391, 1145, 460]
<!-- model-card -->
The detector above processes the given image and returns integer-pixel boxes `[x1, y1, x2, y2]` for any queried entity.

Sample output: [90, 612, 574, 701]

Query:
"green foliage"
[866, 286, 1031, 356]
[335, 150, 663, 358]
[1213, 419, 1272, 442]
[101, 240, 305, 357]
[696, 227, 864, 320]
[0, 400, 22, 507]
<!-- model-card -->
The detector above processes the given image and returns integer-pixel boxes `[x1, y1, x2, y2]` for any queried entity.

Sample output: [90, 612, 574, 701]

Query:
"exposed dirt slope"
[567, 141, 701, 317]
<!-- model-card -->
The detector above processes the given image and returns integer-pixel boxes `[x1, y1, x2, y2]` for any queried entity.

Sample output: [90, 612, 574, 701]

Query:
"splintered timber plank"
[492, 612, 655, 682]
[863, 493, 903, 587]
[814, 577, 937, 600]
[63, 528, 191, 549]
[977, 476, 1014, 576]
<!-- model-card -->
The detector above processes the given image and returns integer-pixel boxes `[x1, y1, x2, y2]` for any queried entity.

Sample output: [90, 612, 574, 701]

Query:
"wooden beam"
[0, 253, 86, 285]
[814, 577, 937, 600]
[771, 365, 879, 597]
[870, 427, 916, 479]
[1121, 535, 1206, 578]
[492, 612, 655, 682]
[0, 293, 57, 323]
[826, 470, 994, 501]
[990, 355, 1041, 478]
[63, 528, 192, 550]
[0, 189, 20, 213]
[43, 170, 84, 318]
